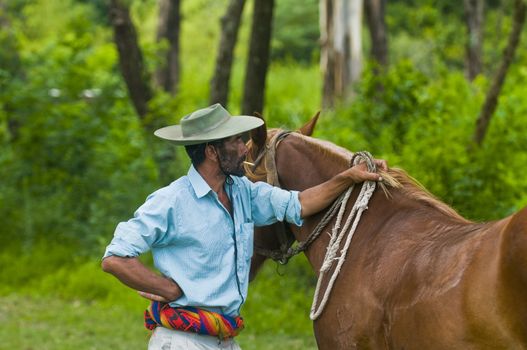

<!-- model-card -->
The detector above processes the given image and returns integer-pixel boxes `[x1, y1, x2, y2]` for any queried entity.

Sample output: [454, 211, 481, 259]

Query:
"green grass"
[0, 293, 316, 350]
[0, 294, 147, 350]
[0, 243, 317, 349]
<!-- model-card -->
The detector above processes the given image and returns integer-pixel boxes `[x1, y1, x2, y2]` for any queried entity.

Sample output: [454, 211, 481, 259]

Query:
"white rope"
[310, 152, 377, 320]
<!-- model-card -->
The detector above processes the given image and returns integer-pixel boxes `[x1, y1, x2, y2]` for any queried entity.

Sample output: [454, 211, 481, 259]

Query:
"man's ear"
[204, 144, 219, 162]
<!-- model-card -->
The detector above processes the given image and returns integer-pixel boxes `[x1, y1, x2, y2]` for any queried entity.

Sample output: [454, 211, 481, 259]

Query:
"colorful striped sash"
[144, 301, 244, 340]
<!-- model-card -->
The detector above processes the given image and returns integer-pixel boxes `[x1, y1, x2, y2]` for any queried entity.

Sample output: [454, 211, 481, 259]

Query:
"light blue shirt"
[103, 165, 303, 316]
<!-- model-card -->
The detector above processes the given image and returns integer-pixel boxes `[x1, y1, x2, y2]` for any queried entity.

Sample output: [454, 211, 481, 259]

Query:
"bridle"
[250, 131, 377, 266]
[250, 130, 357, 265]
[250, 130, 296, 264]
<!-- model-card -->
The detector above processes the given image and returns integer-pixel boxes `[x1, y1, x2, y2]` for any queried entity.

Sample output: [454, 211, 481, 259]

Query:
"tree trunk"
[0, 1, 22, 141]
[109, 0, 152, 119]
[364, 0, 388, 69]
[320, 0, 363, 108]
[473, 0, 526, 146]
[320, 0, 336, 108]
[154, 0, 181, 95]
[241, 0, 274, 115]
[464, 0, 484, 80]
[348, 0, 363, 89]
[210, 0, 246, 107]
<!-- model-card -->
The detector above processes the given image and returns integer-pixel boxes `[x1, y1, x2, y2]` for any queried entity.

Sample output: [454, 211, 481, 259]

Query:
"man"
[102, 104, 386, 349]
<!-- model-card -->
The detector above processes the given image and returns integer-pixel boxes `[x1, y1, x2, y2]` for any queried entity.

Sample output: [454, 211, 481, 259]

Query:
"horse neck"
[274, 133, 473, 272]
[275, 134, 355, 270]
[275, 133, 350, 191]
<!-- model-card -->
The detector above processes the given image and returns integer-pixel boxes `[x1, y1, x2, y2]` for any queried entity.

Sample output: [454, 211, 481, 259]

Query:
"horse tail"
[498, 205, 527, 343]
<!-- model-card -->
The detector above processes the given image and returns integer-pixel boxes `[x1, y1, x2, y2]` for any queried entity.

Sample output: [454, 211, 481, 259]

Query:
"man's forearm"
[299, 173, 351, 218]
[101, 256, 182, 301]
[298, 163, 383, 218]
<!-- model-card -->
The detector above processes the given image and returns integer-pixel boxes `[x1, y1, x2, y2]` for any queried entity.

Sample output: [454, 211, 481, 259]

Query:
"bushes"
[317, 61, 527, 221]
[3, 0, 525, 255]
[1, 2, 526, 347]
[243, 255, 316, 335]
[0, 1, 159, 251]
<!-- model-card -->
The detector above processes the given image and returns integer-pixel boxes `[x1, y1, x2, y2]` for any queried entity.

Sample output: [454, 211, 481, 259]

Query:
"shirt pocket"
[241, 222, 254, 261]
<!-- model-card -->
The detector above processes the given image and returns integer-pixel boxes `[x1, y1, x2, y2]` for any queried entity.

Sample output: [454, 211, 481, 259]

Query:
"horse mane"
[386, 168, 471, 224]
[303, 134, 471, 224]
[246, 129, 471, 224]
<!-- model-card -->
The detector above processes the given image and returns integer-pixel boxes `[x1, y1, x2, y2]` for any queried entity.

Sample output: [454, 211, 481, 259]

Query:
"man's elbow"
[101, 256, 118, 274]
[299, 202, 313, 218]
[298, 192, 309, 218]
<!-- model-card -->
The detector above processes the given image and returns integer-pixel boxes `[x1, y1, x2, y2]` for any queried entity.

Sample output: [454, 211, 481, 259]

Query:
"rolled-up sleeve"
[246, 179, 303, 227]
[103, 192, 174, 259]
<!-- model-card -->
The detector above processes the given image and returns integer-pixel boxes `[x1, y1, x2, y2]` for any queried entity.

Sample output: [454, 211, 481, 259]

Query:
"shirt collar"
[188, 164, 212, 198]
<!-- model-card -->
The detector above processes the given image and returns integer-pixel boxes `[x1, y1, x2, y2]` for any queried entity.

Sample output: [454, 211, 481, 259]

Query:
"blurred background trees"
[1, 1, 527, 347]
[209, 0, 246, 107]
[1, 0, 526, 258]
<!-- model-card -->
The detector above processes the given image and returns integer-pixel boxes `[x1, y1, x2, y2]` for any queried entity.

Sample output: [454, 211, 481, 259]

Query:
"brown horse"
[246, 116, 527, 350]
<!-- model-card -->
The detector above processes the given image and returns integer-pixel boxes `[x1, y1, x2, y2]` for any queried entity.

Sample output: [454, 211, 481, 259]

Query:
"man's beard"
[218, 153, 245, 177]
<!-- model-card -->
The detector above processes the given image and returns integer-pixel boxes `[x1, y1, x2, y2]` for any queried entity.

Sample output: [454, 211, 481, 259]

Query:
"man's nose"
[240, 142, 248, 156]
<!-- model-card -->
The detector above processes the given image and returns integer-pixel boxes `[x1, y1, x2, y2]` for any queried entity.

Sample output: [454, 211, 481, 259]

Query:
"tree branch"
[473, 0, 526, 146]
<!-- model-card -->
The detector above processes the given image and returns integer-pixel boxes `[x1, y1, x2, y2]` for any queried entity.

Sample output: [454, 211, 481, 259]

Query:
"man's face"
[214, 134, 248, 177]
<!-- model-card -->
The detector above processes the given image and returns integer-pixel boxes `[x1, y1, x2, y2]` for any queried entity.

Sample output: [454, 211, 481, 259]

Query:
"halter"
[251, 130, 378, 319]
[251, 131, 296, 264]
[252, 130, 348, 263]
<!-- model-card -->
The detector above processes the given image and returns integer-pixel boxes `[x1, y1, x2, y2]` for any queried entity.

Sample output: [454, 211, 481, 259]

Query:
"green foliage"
[243, 255, 316, 335]
[265, 62, 321, 128]
[388, 3, 465, 74]
[318, 60, 527, 221]
[1, 0, 527, 346]
[482, 6, 519, 74]
[272, 0, 319, 64]
[0, 0, 159, 251]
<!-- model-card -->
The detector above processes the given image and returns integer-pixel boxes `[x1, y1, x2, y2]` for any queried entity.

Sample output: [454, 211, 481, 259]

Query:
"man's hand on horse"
[348, 159, 388, 183]
[374, 158, 388, 172]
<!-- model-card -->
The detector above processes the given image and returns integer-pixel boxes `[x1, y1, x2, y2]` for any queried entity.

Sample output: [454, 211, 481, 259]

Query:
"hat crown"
[181, 103, 230, 137]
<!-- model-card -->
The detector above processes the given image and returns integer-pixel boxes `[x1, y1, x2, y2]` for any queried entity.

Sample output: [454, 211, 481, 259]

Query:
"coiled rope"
[309, 151, 377, 320]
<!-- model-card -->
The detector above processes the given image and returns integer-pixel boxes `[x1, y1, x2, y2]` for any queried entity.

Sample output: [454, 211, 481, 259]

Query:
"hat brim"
[154, 115, 264, 145]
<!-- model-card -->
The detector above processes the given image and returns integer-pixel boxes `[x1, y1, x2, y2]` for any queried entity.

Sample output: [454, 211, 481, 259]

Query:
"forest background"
[1, 0, 526, 349]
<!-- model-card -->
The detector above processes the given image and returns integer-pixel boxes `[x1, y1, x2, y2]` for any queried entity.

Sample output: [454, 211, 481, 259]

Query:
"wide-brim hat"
[154, 103, 264, 145]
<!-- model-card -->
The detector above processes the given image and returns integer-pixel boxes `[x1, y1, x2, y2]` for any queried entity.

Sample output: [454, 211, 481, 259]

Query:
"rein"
[252, 131, 378, 319]
[251, 131, 295, 264]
